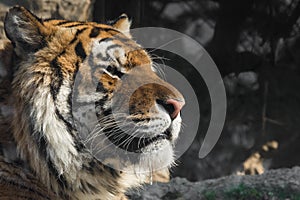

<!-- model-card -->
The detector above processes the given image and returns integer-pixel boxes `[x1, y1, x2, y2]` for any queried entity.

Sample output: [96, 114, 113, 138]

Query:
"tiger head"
[4, 6, 184, 198]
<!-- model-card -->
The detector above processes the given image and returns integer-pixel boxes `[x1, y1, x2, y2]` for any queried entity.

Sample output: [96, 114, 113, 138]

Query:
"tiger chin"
[1, 6, 185, 200]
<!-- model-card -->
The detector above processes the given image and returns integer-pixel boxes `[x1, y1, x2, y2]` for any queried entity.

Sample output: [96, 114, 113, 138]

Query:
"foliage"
[202, 190, 217, 200]
[201, 184, 300, 200]
[225, 184, 263, 200]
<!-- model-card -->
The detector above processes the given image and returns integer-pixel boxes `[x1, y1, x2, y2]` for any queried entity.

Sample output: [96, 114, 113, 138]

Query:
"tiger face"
[4, 6, 184, 196]
[71, 20, 185, 172]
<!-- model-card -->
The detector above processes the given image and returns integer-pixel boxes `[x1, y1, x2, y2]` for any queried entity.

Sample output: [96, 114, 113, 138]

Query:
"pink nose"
[165, 99, 185, 119]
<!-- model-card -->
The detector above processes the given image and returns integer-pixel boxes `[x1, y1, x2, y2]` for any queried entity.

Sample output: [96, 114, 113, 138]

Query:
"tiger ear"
[111, 14, 132, 38]
[4, 6, 49, 56]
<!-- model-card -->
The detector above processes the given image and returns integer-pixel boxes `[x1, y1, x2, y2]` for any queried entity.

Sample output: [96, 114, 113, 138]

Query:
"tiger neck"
[12, 76, 80, 189]
[10, 61, 130, 199]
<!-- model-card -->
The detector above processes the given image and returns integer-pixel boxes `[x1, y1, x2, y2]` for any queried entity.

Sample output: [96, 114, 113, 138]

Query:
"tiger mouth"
[103, 126, 172, 153]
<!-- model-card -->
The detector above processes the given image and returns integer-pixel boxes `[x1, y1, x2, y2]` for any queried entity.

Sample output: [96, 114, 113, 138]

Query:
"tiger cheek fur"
[2, 6, 184, 200]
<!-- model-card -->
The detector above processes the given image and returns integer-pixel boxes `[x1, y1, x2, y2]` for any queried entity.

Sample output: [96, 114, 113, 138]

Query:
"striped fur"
[1, 6, 184, 200]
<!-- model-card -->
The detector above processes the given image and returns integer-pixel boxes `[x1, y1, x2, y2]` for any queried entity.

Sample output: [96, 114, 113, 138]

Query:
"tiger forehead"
[43, 19, 152, 68]
[42, 19, 122, 41]
[43, 19, 121, 35]
[43, 18, 137, 48]
[86, 29, 152, 68]
[44, 19, 105, 29]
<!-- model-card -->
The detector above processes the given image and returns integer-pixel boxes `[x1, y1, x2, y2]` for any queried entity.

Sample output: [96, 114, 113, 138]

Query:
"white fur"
[32, 85, 80, 180]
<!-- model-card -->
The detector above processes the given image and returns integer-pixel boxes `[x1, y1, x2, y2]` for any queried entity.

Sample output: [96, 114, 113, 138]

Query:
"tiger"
[0, 6, 185, 200]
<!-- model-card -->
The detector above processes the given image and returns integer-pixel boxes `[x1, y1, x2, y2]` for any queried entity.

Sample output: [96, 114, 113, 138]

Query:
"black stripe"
[80, 179, 89, 193]
[47, 157, 69, 190]
[54, 108, 83, 152]
[95, 94, 108, 108]
[98, 27, 121, 33]
[50, 57, 63, 101]
[55, 108, 75, 133]
[95, 94, 108, 118]
[99, 37, 114, 43]
[74, 140, 85, 152]
[106, 44, 122, 52]
[88, 27, 122, 36]
[75, 42, 87, 61]
[55, 20, 74, 26]
[18, 39, 47, 52]
[28, 114, 50, 175]
[64, 23, 86, 28]
[67, 60, 80, 135]
[103, 165, 119, 179]
[96, 82, 108, 93]
[101, 108, 112, 118]
[82, 161, 98, 175]
[106, 65, 124, 78]
[67, 59, 80, 113]
[69, 28, 88, 45]
[37, 134, 48, 161]
[86, 182, 101, 194]
[43, 18, 55, 22]
[55, 20, 84, 27]
[89, 27, 100, 38]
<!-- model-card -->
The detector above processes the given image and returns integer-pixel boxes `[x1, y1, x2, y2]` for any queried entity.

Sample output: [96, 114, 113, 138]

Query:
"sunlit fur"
[1, 6, 184, 199]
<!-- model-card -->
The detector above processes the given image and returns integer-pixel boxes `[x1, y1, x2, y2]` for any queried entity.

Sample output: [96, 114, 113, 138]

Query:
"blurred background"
[1, 0, 300, 182]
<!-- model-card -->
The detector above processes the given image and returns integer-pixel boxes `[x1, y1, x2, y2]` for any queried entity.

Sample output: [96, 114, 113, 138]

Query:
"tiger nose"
[157, 99, 185, 119]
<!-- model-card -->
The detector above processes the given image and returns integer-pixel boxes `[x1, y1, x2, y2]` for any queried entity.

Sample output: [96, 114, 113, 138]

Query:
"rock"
[127, 167, 300, 200]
